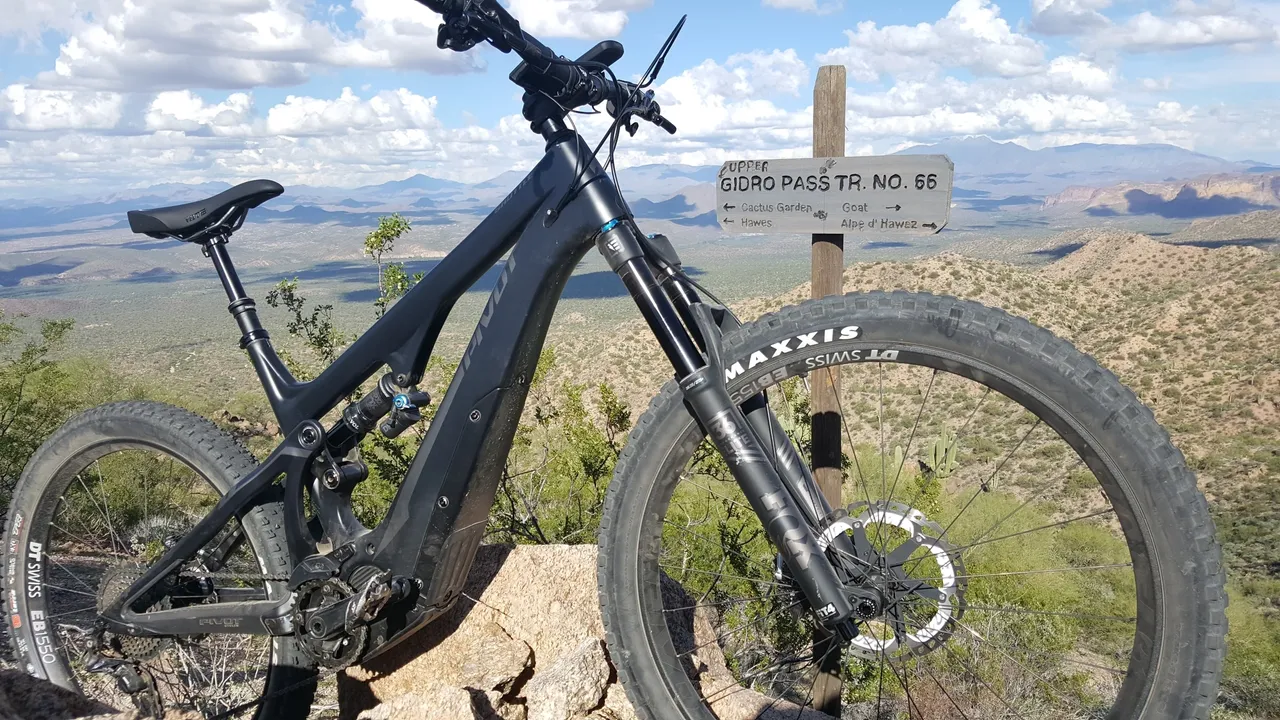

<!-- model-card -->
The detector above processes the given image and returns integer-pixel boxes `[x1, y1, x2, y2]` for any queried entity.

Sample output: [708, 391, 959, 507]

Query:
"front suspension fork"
[598, 222, 858, 636]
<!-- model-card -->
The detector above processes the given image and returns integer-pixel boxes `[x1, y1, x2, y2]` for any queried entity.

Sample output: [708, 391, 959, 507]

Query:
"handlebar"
[414, 0, 675, 134]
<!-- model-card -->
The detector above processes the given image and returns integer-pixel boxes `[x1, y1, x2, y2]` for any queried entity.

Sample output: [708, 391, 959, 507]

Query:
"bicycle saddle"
[128, 179, 284, 240]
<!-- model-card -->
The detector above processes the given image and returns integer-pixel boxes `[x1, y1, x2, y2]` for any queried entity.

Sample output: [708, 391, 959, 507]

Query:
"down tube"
[360, 142, 630, 658]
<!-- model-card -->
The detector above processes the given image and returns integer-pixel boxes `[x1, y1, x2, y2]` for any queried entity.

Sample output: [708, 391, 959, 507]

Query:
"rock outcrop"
[340, 544, 830, 720]
[339, 544, 634, 720]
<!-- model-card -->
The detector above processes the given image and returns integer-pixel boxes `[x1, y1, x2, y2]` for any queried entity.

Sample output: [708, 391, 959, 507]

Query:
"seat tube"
[595, 221, 858, 632]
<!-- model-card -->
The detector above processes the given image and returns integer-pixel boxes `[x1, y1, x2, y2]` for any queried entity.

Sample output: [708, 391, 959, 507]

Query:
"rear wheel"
[599, 291, 1225, 720]
[2, 401, 316, 719]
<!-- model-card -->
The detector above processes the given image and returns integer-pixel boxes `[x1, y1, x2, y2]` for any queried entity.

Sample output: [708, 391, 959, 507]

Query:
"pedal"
[345, 570, 411, 632]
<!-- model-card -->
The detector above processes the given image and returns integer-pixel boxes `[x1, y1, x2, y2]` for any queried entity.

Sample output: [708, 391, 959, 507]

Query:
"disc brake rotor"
[816, 500, 966, 660]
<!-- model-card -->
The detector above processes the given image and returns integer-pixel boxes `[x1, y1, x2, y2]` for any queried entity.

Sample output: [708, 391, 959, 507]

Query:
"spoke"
[42, 583, 98, 599]
[662, 519, 773, 577]
[48, 604, 98, 620]
[92, 462, 125, 553]
[963, 458, 1086, 550]
[43, 553, 98, 594]
[76, 474, 123, 553]
[974, 417, 1043, 495]
[900, 385, 992, 512]
[885, 658, 924, 720]
[701, 652, 815, 706]
[883, 369, 937, 516]
[962, 604, 1136, 623]
[828, 370, 875, 513]
[941, 642, 1029, 720]
[901, 417, 1043, 578]
[922, 659, 974, 720]
[954, 563, 1132, 581]
[658, 564, 780, 589]
[874, 636, 887, 719]
[663, 594, 776, 614]
[939, 507, 1117, 560]
[878, 361, 886, 502]
[674, 599, 801, 660]
[953, 616, 1077, 711]
[682, 476, 755, 517]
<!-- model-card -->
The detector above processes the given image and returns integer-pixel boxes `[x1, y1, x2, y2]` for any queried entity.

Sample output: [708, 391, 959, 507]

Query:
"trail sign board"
[715, 154, 954, 235]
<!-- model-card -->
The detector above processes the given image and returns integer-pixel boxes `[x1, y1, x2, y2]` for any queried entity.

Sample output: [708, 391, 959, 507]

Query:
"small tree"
[0, 314, 74, 505]
[363, 214, 412, 317]
[264, 279, 349, 379]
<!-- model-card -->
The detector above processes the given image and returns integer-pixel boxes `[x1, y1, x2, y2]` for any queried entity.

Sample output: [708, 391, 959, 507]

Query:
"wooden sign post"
[712, 65, 952, 719]
[810, 64, 845, 716]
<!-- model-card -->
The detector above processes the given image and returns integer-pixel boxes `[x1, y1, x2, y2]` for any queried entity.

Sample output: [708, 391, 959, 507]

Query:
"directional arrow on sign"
[922, 222, 938, 229]
[885, 204, 901, 211]
[723, 203, 736, 211]
[722, 218, 734, 224]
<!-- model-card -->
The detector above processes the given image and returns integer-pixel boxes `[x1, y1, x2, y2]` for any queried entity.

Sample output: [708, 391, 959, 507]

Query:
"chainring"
[292, 578, 367, 670]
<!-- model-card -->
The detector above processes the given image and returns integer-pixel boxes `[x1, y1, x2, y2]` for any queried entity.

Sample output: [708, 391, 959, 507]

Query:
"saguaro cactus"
[922, 428, 960, 482]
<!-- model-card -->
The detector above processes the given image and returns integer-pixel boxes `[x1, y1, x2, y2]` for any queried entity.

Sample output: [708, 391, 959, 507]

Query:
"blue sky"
[1, 0, 1278, 196]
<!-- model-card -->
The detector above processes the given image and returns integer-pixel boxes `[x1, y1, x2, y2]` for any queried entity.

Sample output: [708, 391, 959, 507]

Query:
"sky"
[1, 0, 1278, 196]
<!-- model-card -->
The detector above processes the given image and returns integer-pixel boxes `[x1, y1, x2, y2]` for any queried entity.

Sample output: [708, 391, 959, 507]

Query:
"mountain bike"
[2, 1, 1226, 718]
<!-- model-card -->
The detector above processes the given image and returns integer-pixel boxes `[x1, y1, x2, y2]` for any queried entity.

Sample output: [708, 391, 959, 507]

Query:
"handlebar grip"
[655, 115, 677, 134]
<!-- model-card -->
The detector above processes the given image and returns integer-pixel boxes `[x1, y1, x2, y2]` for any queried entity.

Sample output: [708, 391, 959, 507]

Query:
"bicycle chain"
[181, 570, 291, 582]
[184, 570, 357, 720]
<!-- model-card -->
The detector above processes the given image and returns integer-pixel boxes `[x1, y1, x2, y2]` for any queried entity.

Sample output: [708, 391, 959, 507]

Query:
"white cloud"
[1, 85, 124, 131]
[1043, 55, 1116, 95]
[146, 91, 254, 135]
[328, 0, 485, 72]
[1029, 0, 1112, 35]
[817, 0, 1045, 82]
[265, 87, 443, 136]
[505, 0, 651, 40]
[21, 0, 481, 92]
[761, 0, 844, 15]
[1101, 0, 1278, 51]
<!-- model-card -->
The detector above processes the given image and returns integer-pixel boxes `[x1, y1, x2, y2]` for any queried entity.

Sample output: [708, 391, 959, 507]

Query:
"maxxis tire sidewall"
[599, 292, 1225, 720]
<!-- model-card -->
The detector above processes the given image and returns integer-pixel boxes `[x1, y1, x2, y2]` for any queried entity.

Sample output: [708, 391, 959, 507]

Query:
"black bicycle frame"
[100, 117, 860, 657]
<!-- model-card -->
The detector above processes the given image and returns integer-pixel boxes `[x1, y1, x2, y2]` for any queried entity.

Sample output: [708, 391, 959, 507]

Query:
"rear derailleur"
[84, 633, 163, 717]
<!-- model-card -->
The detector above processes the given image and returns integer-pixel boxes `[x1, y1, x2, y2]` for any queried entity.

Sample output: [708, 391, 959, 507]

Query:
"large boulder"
[340, 544, 832, 720]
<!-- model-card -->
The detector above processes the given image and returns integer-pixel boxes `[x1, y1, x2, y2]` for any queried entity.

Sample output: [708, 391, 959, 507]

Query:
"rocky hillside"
[556, 230, 1279, 563]
[1041, 172, 1280, 217]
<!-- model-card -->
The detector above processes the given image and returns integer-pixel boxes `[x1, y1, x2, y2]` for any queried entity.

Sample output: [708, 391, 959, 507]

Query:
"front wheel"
[599, 291, 1225, 720]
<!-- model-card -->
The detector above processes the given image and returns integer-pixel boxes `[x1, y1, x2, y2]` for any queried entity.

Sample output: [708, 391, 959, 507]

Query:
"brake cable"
[545, 15, 687, 226]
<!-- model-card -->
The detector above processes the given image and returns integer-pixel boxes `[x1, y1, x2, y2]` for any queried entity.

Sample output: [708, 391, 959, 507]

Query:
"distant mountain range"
[1042, 172, 1280, 219]
[1, 138, 1275, 235]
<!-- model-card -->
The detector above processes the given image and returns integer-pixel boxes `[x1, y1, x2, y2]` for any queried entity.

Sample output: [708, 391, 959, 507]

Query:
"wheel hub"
[816, 501, 966, 660]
